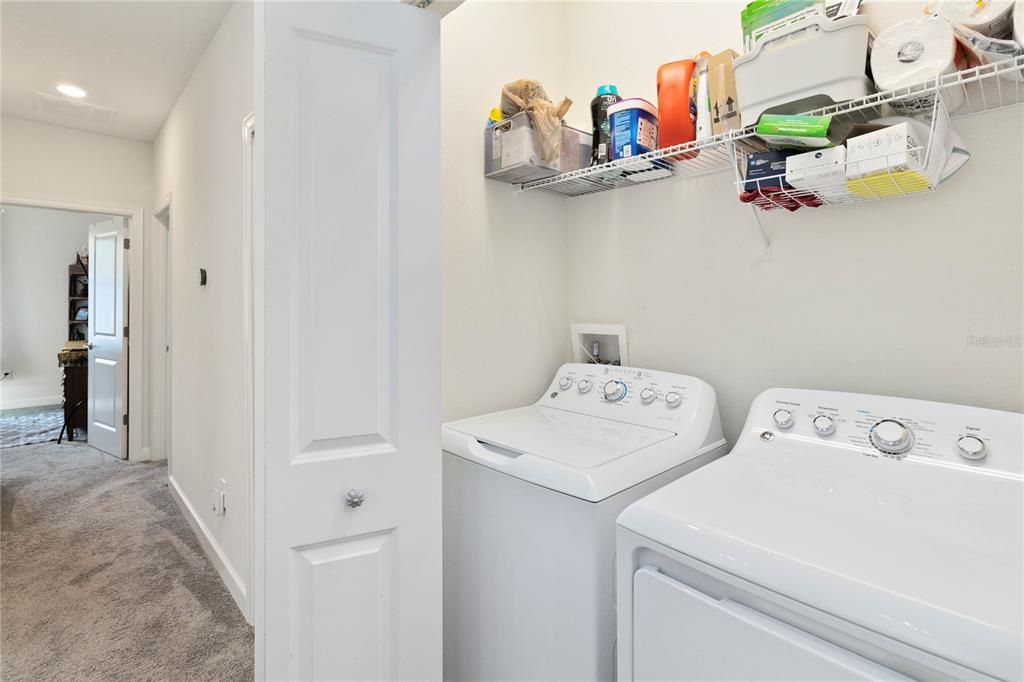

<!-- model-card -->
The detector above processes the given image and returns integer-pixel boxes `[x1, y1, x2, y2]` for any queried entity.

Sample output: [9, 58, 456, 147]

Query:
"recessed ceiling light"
[56, 83, 86, 98]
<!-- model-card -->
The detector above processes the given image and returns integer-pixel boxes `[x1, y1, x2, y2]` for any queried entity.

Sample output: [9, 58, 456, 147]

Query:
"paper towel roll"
[927, 0, 1015, 38]
[871, 16, 967, 113]
[858, 0, 927, 37]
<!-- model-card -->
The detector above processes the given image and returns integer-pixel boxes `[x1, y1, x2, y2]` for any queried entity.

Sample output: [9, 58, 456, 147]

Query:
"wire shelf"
[518, 130, 753, 196]
[735, 93, 960, 211]
[520, 55, 1024, 198]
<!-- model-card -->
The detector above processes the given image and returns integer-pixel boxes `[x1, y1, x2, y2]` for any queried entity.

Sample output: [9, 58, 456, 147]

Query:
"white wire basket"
[733, 93, 969, 211]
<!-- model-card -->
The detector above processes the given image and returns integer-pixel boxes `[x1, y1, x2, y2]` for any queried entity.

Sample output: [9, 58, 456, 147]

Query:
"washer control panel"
[540, 363, 716, 430]
[746, 388, 1022, 475]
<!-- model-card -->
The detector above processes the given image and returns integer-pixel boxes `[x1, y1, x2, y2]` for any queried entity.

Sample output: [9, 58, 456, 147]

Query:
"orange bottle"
[657, 59, 696, 152]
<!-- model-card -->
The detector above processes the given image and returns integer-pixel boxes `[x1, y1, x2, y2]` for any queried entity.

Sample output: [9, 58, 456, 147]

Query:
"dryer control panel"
[745, 388, 1023, 475]
[539, 363, 718, 432]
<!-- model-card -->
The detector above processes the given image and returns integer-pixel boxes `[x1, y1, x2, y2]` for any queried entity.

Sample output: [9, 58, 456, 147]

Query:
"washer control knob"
[812, 414, 836, 436]
[577, 378, 592, 394]
[603, 380, 627, 402]
[640, 387, 657, 404]
[772, 409, 794, 429]
[955, 435, 987, 461]
[558, 376, 573, 391]
[870, 419, 914, 455]
[665, 391, 682, 408]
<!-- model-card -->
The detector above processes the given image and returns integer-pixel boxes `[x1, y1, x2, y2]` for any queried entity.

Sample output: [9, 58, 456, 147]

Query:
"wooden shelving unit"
[68, 263, 88, 341]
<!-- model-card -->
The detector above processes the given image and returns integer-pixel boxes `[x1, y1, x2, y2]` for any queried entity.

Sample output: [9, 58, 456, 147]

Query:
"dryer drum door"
[631, 568, 908, 681]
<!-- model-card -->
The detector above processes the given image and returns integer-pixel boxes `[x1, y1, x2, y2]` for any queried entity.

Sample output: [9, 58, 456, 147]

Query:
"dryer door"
[632, 568, 908, 681]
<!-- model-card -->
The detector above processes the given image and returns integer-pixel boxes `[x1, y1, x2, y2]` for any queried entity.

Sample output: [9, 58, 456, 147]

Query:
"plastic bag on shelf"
[500, 79, 573, 163]
[952, 23, 1024, 81]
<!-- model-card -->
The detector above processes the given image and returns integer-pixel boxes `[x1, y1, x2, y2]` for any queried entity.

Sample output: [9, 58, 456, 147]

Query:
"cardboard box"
[743, 149, 799, 192]
[484, 112, 592, 184]
[844, 122, 925, 179]
[786, 146, 849, 200]
[707, 49, 741, 136]
[756, 114, 837, 148]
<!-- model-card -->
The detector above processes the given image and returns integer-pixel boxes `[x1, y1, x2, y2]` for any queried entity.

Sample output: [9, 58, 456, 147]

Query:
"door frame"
[154, 194, 172, 468]
[0, 193, 146, 462]
[250, 33, 267, 661]
[241, 112, 258, 634]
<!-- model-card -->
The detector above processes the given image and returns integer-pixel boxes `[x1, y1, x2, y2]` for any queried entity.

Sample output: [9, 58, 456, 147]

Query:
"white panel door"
[259, 2, 441, 680]
[87, 218, 126, 459]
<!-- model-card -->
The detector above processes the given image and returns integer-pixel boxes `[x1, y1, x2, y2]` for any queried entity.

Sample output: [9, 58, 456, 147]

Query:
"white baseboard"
[0, 395, 62, 410]
[167, 474, 251, 624]
[135, 446, 164, 462]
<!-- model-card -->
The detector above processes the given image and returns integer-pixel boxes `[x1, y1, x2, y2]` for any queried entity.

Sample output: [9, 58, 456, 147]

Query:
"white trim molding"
[241, 111, 257, 650]
[168, 474, 251, 622]
[153, 193, 173, 467]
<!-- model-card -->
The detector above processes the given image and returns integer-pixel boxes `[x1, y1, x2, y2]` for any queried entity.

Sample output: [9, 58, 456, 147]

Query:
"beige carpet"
[1, 441, 253, 681]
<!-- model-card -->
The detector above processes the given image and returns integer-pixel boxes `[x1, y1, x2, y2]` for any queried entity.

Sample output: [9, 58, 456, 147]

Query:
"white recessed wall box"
[571, 323, 629, 366]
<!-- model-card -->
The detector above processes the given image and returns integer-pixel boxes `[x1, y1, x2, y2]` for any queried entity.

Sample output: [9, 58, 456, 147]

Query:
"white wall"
[151, 0, 252, 618]
[441, 1, 573, 421]
[559, 2, 1023, 441]
[442, 1, 1023, 443]
[0, 206, 106, 409]
[0, 114, 156, 454]
[0, 115, 153, 209]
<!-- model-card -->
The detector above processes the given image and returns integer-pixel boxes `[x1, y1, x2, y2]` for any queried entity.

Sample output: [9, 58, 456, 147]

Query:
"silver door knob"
[345, 489, 365, 508]
[86, 343, 95, 350]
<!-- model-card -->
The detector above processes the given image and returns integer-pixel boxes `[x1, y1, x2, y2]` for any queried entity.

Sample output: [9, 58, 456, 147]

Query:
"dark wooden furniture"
[62, 263, 89, 439]
[68, 263, 88, 341]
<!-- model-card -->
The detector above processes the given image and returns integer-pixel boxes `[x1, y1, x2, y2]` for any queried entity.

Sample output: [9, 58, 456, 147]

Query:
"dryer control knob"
[558, 376, 573, 391]
[870, 419, 914, 455]
[813, 414, 836, 436]
[955, 435, 986, 461]
[578, 379, 592, 394]
[603, 380, 627, 402]
[665, 391, 682, 408]
[640, 388, 657, 404]
[772, 409, 794, 429]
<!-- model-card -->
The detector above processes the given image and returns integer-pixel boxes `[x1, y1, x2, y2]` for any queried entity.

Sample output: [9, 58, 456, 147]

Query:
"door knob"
[345, 489, 365, 508]
[86, 343, 95, 350]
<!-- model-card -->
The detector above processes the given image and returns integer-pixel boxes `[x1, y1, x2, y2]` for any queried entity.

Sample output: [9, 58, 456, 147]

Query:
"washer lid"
[618, 440, 1024, 680]
[443, 405, 691, 501]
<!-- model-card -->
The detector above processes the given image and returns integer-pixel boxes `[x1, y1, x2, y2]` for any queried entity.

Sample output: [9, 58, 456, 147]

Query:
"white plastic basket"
[733, 15, 875, 128]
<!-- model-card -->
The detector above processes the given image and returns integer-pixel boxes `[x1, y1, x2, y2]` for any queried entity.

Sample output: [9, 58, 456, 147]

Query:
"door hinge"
[122, 414, 129, 426]
[123, 326, 129, 338]
[123, 238, 131, 250]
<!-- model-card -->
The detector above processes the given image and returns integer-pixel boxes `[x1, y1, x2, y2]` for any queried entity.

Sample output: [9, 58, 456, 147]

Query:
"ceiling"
[1, 1, 232, 141]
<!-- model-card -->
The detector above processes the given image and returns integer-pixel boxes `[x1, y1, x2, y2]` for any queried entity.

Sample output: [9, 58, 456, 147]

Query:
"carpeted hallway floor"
[1, 441, 253, 681]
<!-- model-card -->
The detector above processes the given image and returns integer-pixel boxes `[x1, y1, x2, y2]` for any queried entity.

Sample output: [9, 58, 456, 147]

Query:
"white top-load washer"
[617, 388, 1023, 681]
[443, 363, 726, 681]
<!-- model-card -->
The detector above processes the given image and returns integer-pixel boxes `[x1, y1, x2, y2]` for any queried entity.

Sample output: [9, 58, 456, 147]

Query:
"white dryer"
[443, 363, 726, 681]
[617, 388, 1023, 681]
